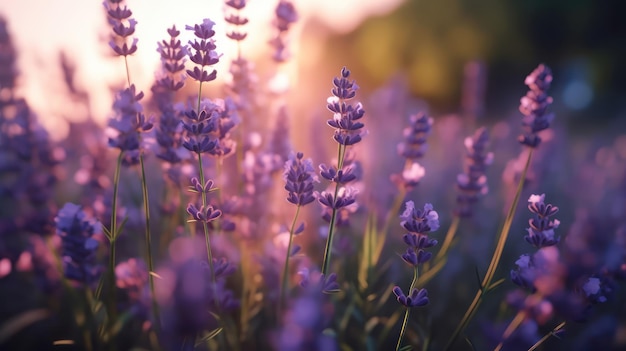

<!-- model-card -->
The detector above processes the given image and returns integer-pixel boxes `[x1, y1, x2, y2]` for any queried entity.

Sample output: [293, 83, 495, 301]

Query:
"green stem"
[139, 154, 161, 332]
[280, 205, 302, 307]
[527, 321, 565, 351]
[435, 216, 460, 262]
[321, 144, 347, 276]
[444, 149, 533, 351]
[396, 266, 419, 351]
[106, 151, 123, 323]
[197, 153, 217, 293]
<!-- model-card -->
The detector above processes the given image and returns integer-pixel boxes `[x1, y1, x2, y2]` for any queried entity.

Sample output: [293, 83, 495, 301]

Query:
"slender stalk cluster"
[280, 152, 318, 303]
[455, 127, 493, 217]
[519, 64, 554, 148]
[318, 67, 365, 276]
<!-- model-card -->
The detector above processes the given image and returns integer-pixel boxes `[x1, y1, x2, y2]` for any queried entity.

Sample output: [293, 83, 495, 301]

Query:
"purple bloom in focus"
[393, 286, 429, 307]
[284, 152, 318, 206]
[186, 19, 219, 83]
[455, 127, 493, 217]
[104, 0, 138, 56]
[519, 64, 554, 148]
[55, 203, 101, 285]
[326, 67, 365, 146]
[155, 25, 187, 92]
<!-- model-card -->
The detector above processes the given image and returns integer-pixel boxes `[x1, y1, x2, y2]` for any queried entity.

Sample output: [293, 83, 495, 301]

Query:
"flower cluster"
[393, 201, 440, 307]
[186, 19, 220, 83]
[104, 0, 138, 57]
[284, 152, 317, 207]
[155, 26, 187, 92]
[391, 112, 432, 191]
[225, 0, 248, 42]
[326, 67, 366, 146]
[455, 127, 493, 217]
[108, 85, 153, 165]
[270, 0, 298, 62]
[55, 203, 101, 285]
[519, 64, 554, 148]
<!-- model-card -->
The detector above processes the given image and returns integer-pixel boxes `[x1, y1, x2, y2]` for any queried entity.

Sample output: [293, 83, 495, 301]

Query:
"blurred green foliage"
[326, 0, 626, 122]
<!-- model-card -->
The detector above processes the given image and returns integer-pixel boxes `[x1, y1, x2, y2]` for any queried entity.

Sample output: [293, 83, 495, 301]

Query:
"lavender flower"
[399, 201, 440, 267]
[455, 127, 493, 217]
[0, 16, 17, 94]
[104, 0, 138, 56]
[116, 258, 149, 317]
[391, 112, 433, 191]
[225, 0, 248, 42]
[525, 194, 560, 248]
[393, 286, 429, 307]
[155, 25, 187, 92]
[270, 0, 298, 62]
[108, 85, 153, 165]
[519, 64, 554, 148]
[55, 203, 101, 285]
[284, 152, 317, 206]
[186, 19, 219, 83]
[326, 67, 365, 146]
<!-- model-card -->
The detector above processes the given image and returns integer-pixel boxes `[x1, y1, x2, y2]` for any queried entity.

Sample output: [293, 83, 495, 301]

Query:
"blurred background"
[2, 0, 626, 140]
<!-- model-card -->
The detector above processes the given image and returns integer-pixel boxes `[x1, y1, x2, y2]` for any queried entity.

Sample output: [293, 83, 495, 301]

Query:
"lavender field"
[0, 1, 625, 350]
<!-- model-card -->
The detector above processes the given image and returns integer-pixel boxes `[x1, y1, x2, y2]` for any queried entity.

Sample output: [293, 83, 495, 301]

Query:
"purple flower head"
[525, 194, 560, 248]
[186, 18, 220, 83]
[582, 277, 608, 304]
[104, 0, 138, 56]
[55, 203, 101, 285]
[518, 64, 554, 148]
[108, 85, 152, 164]
[317, 186, 358, 210]
[326, 67, 366, 146]
[455, 127, 493, 217]
[284, 152, 318, 206]
[0, 16, 18, 92]
[225, 0, 248, 41]
[155, 25, 187, 92]
[397, 112, 433, 160]
[400, 201, 440, 234]
[275, 1, 298, 31]
[393, 286, 429, 307]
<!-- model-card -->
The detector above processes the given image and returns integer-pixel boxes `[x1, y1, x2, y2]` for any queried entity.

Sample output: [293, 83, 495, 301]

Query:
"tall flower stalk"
[318, 67, 365, 276]
[104, 0, 160, 331]
[280, 152, 317, 306]
[393, 201, 439, 351]
[183, 17, 221, 303]
[445, 64, 555, 350]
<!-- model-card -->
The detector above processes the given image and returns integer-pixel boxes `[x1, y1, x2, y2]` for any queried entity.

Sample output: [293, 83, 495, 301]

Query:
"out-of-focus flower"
[391, 112, 433, 192]
[518, 64, 554, 148]
[455, 127, 493, 217]
[55, 203, 101, 285]
[270, 0, 298, 62]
